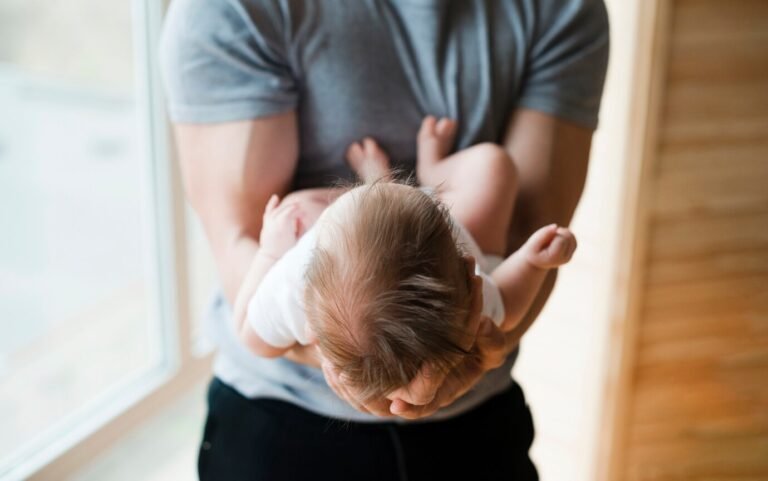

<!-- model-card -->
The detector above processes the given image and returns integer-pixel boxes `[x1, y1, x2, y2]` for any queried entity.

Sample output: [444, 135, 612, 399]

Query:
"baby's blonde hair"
[304, 181, 473, 401]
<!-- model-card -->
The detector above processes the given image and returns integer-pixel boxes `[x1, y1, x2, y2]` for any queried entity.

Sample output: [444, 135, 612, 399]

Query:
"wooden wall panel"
[615, 0, 768, 479]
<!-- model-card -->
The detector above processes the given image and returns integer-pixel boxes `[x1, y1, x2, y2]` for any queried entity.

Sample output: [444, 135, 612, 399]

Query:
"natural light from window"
[0, 0, 171, 478]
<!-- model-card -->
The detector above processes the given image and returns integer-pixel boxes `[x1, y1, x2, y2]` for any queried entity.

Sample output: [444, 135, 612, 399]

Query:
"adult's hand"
[319, 316, 514, 420]
[321, 358, 394, 417]
[320, 261, 510, 418]
[387, 273, 557, 419]
[387, 317, 512, 419]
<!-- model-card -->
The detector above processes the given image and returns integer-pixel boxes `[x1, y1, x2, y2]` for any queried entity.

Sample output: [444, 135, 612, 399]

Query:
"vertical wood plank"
[605, 0, 768, 479]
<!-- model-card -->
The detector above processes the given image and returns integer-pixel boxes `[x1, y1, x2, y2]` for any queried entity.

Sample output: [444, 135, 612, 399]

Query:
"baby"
[233, 116, 577, 403]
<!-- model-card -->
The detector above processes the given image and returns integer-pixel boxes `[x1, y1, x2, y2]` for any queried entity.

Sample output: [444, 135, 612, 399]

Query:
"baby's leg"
[416, 117, 518, 257]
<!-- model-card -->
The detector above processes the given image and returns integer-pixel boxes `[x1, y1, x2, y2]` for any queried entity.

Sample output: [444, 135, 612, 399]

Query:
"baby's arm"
[234, 194, 302, 358]
[490, 224, 577, 332]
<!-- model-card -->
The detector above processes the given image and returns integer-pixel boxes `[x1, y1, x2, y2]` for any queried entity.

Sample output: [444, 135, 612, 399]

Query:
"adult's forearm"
[215, 233, 260, 307]
[500, 109, 593, 352]
[232, 251, 281, 332]
[501, 269, 557, 351]
[283, 345, 322, 368]
[216, 232, 322, 368]
[173, 115, 300, 307]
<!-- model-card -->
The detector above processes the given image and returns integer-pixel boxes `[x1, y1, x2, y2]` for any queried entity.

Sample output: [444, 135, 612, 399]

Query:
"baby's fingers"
[527, 223, 559, 252]
[273, 202, 300, 221]
[557, 228, 577, 255]
[265, 194, 280, 214]
[525, 225, 577, 268]
[543, 230, 577, 265]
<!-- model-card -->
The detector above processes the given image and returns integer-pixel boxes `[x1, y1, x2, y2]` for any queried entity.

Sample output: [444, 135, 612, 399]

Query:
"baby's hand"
[524, 224, 577, 269]
[259, 194, 303, 260]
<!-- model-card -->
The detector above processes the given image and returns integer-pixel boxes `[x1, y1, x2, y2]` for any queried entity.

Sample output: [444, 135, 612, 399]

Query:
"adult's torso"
[174, 0, 547, 421]
[274, 0, 531, 188]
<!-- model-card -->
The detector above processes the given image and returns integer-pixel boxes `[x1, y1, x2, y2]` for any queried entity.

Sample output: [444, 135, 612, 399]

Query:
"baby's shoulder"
[271, 226, 319, 285]
[450, 216, 493, 272]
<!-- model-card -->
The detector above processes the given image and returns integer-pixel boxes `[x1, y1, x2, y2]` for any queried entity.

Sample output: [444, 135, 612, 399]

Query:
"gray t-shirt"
[159, 0, 609, 422]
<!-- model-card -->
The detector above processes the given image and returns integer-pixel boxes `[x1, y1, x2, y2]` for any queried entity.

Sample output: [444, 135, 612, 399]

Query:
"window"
[0, 1, 209, 479]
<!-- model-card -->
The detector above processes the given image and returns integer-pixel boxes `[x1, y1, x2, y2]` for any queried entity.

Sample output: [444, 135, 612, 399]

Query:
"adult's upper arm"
[173, 116, 298, 305]
[159, 0, 300, 303]
[503, 109, 593, 250]
[505, 0, 610, 244]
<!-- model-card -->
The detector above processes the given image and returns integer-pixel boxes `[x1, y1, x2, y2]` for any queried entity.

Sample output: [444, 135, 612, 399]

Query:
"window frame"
[2, 0, 212, 479]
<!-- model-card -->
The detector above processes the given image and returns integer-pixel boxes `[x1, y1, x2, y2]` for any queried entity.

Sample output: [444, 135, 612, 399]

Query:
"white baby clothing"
[247, 221, 506, 348]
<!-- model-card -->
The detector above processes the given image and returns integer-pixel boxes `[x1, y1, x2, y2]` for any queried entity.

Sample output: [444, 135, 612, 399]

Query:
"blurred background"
[0, 0, 766, 480]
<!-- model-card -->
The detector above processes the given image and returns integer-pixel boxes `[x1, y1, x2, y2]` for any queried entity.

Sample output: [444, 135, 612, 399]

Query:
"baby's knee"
[471, 143, 517, 186]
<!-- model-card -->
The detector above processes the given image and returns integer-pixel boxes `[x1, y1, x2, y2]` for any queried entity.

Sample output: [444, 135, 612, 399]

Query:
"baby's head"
[304, 182, 474, 402]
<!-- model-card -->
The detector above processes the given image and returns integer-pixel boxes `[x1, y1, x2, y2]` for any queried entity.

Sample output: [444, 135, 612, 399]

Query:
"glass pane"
[186, 206, 217, 356]
[0, 0, 167, 476]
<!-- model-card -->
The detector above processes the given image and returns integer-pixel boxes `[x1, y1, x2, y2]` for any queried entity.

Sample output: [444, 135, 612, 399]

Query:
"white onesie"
[247, 220, 506, 348]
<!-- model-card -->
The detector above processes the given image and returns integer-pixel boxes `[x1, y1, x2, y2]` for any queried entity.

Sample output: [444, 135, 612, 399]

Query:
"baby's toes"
[435, 118, 457, 141]
[418, 116, 438, 141]
[363, 138, 391, 169]
[432, 117, 457, 158]
[363, 138, 385, 159]
[346, 141, 365, 166]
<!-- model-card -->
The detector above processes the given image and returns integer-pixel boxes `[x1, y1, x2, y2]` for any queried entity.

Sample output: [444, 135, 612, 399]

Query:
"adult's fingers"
[474, 318, 507, 370]
[390, 399, 438, 419]
[386, 363, 445, 406]
[389, 261, 483, 412]
[322, 361, 393, 417]
[391, 310, 508, 420]
[322, 361, 369, 415]
[468, 267, 482, 315]
[392, 357, 483, 419]
[359, 397, 394, 418]
[463, 255, 477, 278]
[463, 255, 483, 329]
[437, 354, 486, 406]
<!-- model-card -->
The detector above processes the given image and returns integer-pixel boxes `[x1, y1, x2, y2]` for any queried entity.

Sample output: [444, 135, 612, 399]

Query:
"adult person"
[159, 1, 609, 479]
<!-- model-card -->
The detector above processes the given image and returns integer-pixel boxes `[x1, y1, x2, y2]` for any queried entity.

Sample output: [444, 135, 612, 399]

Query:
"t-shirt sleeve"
[517, 0, 610, 129]
[477, 270, 506, 328]
[158, 0, 297, 123]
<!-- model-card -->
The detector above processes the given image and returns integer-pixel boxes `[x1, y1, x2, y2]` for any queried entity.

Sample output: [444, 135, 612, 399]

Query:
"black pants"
[198, 377, 538, 481]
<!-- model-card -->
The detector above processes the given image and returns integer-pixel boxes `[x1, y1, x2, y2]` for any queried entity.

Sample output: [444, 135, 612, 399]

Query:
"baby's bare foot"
[417, 116, 457, 165]
[346, 137, 392, 183]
